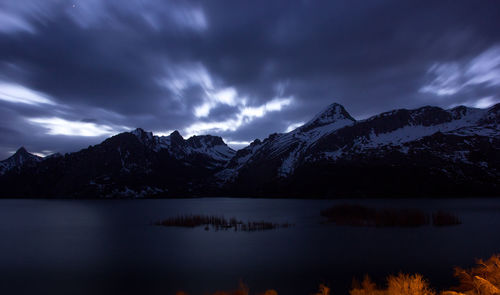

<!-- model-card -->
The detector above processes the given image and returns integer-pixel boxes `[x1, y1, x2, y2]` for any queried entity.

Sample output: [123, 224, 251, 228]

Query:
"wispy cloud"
[285, 122, 305, 132]
[184, 97, 293, 136]
[0, 82, 55, 105]
[27, 117, 126, 137]
[420, 45, 500, 96]
[473, 96, 499, 108]
[0, 11, 35, 34]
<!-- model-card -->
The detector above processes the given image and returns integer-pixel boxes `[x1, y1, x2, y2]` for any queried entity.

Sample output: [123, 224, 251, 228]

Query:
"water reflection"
[0, 198, 499, 295]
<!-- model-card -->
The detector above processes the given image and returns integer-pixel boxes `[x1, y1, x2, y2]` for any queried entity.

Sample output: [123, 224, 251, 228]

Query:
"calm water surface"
[1, 198, 500, 295]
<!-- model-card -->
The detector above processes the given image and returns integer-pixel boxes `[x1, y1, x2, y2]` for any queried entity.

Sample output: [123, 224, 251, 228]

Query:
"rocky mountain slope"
[222, 103, 499, 197]
[0, 102, 498, 198]
[0, 147, 42, 175]
[0, 129, 234, 198]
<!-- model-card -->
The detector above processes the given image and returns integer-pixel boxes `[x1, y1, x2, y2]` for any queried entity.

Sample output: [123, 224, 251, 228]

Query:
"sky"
[1, 0, 500, 159]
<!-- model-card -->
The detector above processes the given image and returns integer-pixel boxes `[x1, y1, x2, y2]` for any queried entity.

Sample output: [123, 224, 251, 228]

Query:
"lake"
[1, 198, 499, 295]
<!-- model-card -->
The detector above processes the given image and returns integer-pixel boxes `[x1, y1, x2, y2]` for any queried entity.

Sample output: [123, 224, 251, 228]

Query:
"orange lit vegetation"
[174, 254, 500, 295]
[314, 284, 332, 295]
[320, 204, 461, 227]
[155, 214, 293, 231]
[451, 254, 500, 295]
[351, 274, 435, 295]
[350, 254, 500, 295]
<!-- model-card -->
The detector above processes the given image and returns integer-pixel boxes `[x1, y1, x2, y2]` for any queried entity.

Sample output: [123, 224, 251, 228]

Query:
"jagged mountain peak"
[169, 130, 183, 140]
[167, 130, 185, 147]
[0, 146, 42, 175]
[1, 101, 499, 198]
[447, 105, 485, 120]
[187, 135, 226, 148]
[11, 147, 41, 162]
[130, 128, 153, 143]
[250, 139, 262, 146]
[125, 128, 234, 163]
[362, 104, 482, 129]
[479, 103, 500, 125]
[489, 102, 500, 111]
[300, 102, 355, 132]
[15, 147, 29, 156]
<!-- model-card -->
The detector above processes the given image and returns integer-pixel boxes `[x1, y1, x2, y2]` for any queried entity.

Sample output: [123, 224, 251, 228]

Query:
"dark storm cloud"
[0, 0, 500, 158]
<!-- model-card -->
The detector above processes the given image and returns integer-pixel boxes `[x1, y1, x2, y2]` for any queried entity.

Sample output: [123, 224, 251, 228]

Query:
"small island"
[155, 214, 293, 232]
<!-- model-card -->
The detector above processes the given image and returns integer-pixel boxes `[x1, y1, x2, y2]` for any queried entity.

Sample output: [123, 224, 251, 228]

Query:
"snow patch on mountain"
[300, 103, 355, 131]
[127, 128, 235, 166]
[216, 102, 357, 179]
[0, 147, 42, 175]
[275, 116, 355, 176]
[358, 107, 490, 149]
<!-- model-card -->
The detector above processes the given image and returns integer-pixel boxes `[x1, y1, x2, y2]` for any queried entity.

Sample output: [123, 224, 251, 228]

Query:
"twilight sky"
[1, 0, 500, 159]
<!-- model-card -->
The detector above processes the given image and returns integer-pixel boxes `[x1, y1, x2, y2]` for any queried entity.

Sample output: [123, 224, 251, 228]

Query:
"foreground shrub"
[350, 275, 386, 295]
[174, 254, 500, 295]
[350, 274, 435, 295]
[313, 284, 331, 295]
[387, 274, 435, 295]
[452, 254, 500, 295]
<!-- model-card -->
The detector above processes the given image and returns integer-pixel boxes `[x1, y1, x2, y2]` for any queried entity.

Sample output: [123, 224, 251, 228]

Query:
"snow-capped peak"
[0, 147, 42, 175]
[14, 146, 29, 156]
[130, 128, 154, 143]
[128, 128, 234, 165]
[314, 104, 497, 159]
[217, 103, 357, 179]
[185, 135, 235, 161]
[300, 103, 355, 132]
[10, 147, 41, 164]
[187, 135, 225, 149]
[168, 130, 184, 144]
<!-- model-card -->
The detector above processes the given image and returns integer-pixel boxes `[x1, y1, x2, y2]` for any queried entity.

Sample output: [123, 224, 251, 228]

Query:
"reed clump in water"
[155, 214, 293, 232]
[432, 211, 462, 226]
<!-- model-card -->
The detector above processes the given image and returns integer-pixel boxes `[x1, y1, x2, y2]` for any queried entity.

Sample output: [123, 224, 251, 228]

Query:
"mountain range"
[1, 102, 499, 198]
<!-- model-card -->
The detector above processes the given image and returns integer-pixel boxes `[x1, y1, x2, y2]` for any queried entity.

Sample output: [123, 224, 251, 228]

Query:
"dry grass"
[350, 274, 435, 295]
[313, 284, 331, 295]
[174, 254, 500, 295]
[452, 254, 500, 295]
[387, 274, 435, 295]
[155, 214, 293, 232]
[350, 275, 386, 295]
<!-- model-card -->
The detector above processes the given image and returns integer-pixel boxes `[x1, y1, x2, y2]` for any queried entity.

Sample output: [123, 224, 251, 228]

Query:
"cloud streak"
[0, 0, 499, 158]
[0, 82, 55, 105]
[184, 97, 292, 136]
[27, 117, 126, 137]
[420, 45, 500, 97]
